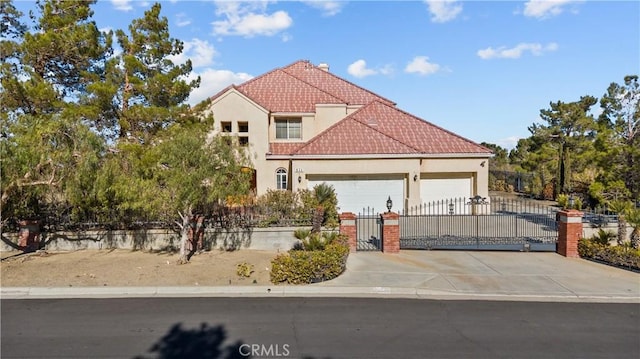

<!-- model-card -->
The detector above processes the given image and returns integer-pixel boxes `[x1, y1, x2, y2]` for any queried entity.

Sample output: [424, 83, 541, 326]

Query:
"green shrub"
[573, 197, 583, 210]
[270, 235, 349, 284]
[578, 237, 640, 270]
[578, 237, 603, 258]
[236, 262, 254, 278]
[293, 230, 340, 251]
[591, 229, 616, 245]
[557, 194, 569, 209]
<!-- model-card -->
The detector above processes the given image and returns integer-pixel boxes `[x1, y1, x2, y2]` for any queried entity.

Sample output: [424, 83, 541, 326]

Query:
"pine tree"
[84, 2, 199, 142]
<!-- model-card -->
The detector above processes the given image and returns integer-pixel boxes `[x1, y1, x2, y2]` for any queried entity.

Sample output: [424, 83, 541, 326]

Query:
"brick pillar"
[339, 212, 357, 253]
[557, 210, 583, 258]
[18, 220, 41, 252]
[380, 212, 400, 253]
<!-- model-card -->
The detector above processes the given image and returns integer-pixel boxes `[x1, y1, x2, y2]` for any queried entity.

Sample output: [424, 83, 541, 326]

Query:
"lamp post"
[568, 194, 575, 210]
[386, 196, 393, 213]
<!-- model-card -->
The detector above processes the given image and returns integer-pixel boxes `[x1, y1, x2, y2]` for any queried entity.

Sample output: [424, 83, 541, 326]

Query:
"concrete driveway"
[315, 250, 640, 302]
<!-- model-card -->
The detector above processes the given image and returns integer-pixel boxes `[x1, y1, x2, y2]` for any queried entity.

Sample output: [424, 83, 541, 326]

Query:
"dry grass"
[1, 249, 278, 287]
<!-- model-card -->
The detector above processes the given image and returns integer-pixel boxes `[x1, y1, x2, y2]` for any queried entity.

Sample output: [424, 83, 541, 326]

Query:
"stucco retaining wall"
[582, 223, 632, 242]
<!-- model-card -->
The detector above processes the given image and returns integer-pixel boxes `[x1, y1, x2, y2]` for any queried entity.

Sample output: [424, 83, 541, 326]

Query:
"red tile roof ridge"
[282, 60, 396, 106]
[355, 100, 493, 154]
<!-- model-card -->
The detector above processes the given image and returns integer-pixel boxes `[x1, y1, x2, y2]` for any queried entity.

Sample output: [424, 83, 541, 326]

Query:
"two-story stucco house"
[207, 60, 493, 213]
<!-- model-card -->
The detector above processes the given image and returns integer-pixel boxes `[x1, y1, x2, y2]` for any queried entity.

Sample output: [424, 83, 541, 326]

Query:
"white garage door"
[421, 177, 472, 214]
[308, 178, 404, 214]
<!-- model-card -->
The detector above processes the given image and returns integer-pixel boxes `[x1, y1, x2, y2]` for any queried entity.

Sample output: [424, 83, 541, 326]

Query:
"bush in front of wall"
[270, 234, 349, 284]
[578, 236, 640, 271]
[293, 229, 340, 251]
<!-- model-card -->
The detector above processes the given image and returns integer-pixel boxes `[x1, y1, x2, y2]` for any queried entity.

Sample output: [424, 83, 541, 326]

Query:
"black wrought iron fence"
[356, 207, 382, 251]
[399, 196, 559, 251]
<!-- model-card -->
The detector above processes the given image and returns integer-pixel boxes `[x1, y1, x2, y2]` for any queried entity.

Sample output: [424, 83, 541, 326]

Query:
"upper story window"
[276, 168, 287, 190]
[275, 118, 301, 139]
[238, 122, 249, 133]
[221, 121, 232, 133]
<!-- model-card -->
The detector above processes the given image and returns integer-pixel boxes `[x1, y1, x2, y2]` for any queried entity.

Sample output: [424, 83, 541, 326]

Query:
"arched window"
[276, 168, 287, 190]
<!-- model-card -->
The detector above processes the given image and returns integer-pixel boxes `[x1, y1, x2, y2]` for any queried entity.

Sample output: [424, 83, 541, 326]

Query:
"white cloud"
[187, 68, 253, 106]
[523, 0, 582, 19]
[176, 13, 192, 27]
[404, 56, 441, 76]
[301, 1, 345, 16]
[347, 60, 379, 78]
[111, 0, 133, 12]
[212, 1, 293, 38]
[477, 42, 559, 60]
[424, 0, 463, 23]
[168, 39, 217, 69]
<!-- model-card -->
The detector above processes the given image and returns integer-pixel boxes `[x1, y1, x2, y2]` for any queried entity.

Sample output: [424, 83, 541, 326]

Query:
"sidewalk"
[2, 251, 639, 302]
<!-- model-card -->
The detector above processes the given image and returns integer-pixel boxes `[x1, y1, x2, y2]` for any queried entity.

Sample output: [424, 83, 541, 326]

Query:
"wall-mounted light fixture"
[413, 174, 418, 182]
[480, 161, 486, 167]
[298, 175, 302, 183]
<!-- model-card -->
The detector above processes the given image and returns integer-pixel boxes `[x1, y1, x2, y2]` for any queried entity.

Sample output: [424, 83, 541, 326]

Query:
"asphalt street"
[2, 297, 638, 359]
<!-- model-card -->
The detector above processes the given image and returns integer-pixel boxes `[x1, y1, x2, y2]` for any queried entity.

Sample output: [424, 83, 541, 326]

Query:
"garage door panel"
[420, 177, 472, 214]
[309, 179, 404, 214]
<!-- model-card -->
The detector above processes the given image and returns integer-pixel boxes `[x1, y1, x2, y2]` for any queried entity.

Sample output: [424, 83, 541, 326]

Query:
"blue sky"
[13, 0, 640, 149]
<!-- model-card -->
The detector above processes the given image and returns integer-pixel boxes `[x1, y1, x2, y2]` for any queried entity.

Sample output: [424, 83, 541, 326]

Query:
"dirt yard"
[1, 249, 279, 287]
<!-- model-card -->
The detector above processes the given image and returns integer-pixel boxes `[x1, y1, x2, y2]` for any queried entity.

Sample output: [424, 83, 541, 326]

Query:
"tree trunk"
[312, 206, 324, 234]
[631, 228, 639, 249]
[617, 215, 627, 246]
[177, 206, 193, 264]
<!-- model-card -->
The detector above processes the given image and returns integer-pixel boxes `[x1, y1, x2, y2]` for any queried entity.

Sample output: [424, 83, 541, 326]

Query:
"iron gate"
[356, 207, 382, 251]
[399, 197, 558, 251]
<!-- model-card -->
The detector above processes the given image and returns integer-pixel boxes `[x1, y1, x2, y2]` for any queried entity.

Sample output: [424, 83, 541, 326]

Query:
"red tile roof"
[211, 60, 395, 112]
[270, 101, 492, 156]
[292, 118, 419, 155]
[235, 69, 343, 112]
[210, 60, 491, 156]
[269, 142, 305, 155]
[281, 60, 395, 106]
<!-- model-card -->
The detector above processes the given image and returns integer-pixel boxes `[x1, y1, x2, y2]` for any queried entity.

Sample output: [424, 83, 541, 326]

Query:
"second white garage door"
[420, 177, 472, 214]
[308, 178, 405, 214]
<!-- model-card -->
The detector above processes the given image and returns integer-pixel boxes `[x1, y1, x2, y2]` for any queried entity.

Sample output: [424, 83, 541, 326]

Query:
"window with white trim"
[276, 168, 288, 190]
[275, 118, 301, 139]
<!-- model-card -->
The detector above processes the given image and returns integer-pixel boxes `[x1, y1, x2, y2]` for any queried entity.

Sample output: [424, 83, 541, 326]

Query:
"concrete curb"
[2, 286, 639, 303]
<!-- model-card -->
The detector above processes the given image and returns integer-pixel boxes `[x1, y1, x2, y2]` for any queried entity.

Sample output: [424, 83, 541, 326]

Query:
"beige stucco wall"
[209, 90, 272, 194]
[314, 104, 349, 134]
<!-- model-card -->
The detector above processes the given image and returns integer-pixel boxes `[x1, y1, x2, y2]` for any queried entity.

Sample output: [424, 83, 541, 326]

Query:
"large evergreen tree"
[83, 2, 199, 142]
[515, 96, 598, 199]
[1, 0, 108, 223]
[594, 75, 640, 202]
